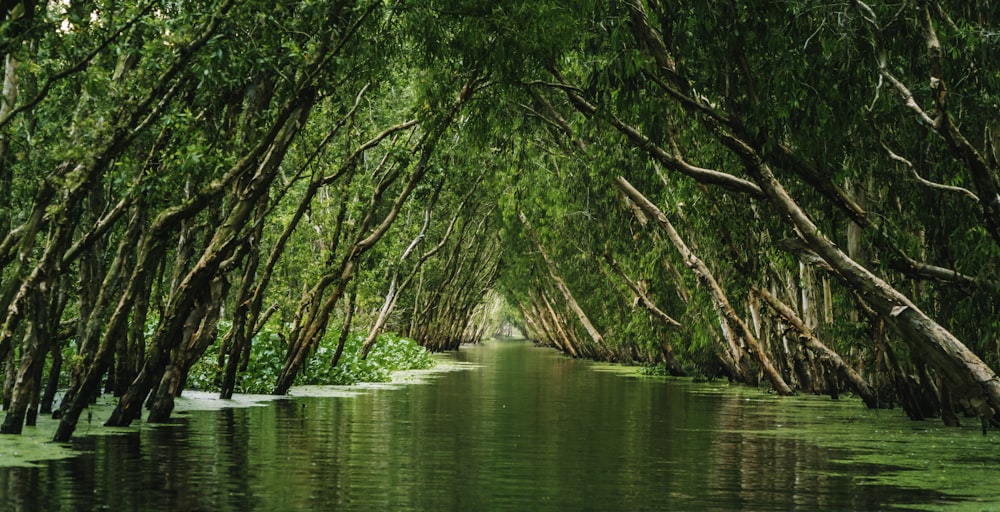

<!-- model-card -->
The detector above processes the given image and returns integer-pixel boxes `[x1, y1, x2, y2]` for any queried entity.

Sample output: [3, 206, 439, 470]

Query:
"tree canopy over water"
[2, 0, 1000, 441]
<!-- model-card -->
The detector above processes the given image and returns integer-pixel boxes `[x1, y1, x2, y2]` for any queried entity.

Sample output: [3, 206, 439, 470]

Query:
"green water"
[2, 340, 999, 511]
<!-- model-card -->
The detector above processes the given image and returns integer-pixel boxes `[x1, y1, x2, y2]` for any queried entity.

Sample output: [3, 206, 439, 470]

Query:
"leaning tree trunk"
[216, 84, 380, 399]
[602, 252, 684, 374]
[107, 96, 314, 427]
[274, 77, 478, 394]
[742, 149, 1000, 425]
[615, 177, 794, 395]
[519, 211, 610, 359]
[620, 0, 1000, 426]
[753, 287, 878, 408]
[1, 210, 77, 433]
[53, 231, 164, 442]
[147, 275, 228, 422]
[360, 177, 465, 358]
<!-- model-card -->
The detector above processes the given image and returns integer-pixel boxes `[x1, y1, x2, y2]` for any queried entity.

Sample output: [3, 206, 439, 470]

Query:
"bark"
[754, 287, 878, 408]
[434, 246, 500, 348]
[53, 73, 318, 440]
[602, 252, 684, 373]
[519, 304, 542, 342]
[218, 102, 412, 397]
[118, 219, 152, 398]
[39, 334, 62, 414]
[537, 290, 578, 357]
[0, 53, 18, 247]
[360, 178, 444, 358]
[218, 197, 266, 399]
[0, 251, 64, 433]
[740, 144, 1000, 424]
[329, 285, 357, 369]
[546, 74, 764, 199]
[602, 252, 682, 328]
[1, 200, 77, 433]
[623, 0, 1000, 424]
[5, 0, 237, 371]
[360, 175, 481, 356]
[861, 6, 1000, 247]
[0, 175, 61, 364]
[519, 211, 610, 358]
[403, 202, 496, 350]
[54, 234, 160, 441]
[274, 76, 479, 394]
[1, 325, 42, 433]
[615, 177, 794, 395]
[274, 258, 355, 395]
[107, 95, 315, 427]
[147, 275, 228, 423]
[2, 351, 12, 409]
[918, 6, 1000, 247]
[58, 205, 136, 406]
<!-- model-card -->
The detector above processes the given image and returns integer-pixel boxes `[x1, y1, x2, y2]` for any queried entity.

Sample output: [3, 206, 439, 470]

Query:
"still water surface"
[1, 340, 996, 510]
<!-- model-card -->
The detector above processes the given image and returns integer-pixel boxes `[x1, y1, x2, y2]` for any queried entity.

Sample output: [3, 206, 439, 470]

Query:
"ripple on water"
[2, 342, 998, 511]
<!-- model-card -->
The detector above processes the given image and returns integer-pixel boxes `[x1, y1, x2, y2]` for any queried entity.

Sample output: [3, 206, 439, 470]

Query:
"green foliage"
[6, 0, 1000, 437]
[301, 332, 436, 387]
[187, 326, 434, 394]
[636, 363, 671, 377]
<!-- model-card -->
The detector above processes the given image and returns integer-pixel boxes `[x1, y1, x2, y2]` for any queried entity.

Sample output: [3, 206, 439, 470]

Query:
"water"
[1, 340, 996, 510]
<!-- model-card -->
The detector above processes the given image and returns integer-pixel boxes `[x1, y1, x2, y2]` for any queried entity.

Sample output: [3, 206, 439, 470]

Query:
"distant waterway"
[2, 340, 999, 510]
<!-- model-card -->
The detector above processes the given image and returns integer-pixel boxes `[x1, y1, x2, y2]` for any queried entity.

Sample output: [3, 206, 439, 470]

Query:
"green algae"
[628, 374, 1000, 510]
[0, 424, 77, 467]
[0, 354, 477, 468]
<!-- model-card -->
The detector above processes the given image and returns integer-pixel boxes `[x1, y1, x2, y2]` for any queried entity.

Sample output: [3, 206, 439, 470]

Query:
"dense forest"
[1, 0, 999, 442]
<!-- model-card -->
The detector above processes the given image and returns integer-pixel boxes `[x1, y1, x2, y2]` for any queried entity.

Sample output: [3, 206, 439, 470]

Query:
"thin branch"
[537, 73, 765, 198]
[857, 1, 1000, 246]
[879, 68, 936, 126]
[602, 251, 681, 327]
[888, 254, 989, 289]
[882, 143, 979, 202]
[0, 1, 159, 130]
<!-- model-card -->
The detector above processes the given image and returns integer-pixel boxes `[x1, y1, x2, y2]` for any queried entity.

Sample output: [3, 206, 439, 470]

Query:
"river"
[2, 340, 999, 510]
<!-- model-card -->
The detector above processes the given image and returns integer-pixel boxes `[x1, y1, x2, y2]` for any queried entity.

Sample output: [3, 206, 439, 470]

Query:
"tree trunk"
[539, 290, 579, 357]
[1, 287, 55, 433]
[39, 339, 62, 414]
[615, 177, 794, 395]
[754, 287, 878, 408]
[602, 252, 684, 373]
[329, 285, 357, 369]
[109, 97, 314, 426]
[360, 178, 459, 358]
[148, 275, 227, 422]
[275, 78, 478, 393]
[2, 205, 75, 433]
[744, 149, 1000, 425]
[620, 0, 1000, 425]
[519, 211, 610, 358]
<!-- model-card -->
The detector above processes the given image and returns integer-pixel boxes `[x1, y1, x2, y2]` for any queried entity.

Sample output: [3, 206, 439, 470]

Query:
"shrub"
[186, 325, 435, 394]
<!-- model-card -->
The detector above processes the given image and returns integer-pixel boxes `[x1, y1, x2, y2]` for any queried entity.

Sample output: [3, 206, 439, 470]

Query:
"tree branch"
[539, 71, 765, 198]
[882, 143, 979, 202]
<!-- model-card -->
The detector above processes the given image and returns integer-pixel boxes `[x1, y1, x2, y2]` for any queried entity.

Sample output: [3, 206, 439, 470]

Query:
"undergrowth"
[187, 325, 435, 394]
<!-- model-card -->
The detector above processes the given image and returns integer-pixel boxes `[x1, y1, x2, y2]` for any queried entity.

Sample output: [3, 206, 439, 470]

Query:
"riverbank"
[5, 340, 1000, 510]
[0, 353, 477, 467]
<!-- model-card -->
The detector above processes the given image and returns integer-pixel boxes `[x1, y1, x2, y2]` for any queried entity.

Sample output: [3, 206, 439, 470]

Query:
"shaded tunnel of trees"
[2, 0, 1000, 441]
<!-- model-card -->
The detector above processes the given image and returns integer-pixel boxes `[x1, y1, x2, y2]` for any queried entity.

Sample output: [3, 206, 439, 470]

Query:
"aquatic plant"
[186, 326, 434, 394]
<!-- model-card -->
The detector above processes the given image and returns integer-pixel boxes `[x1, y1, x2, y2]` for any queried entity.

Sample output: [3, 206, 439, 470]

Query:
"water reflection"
[0, 341, 965, 510]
